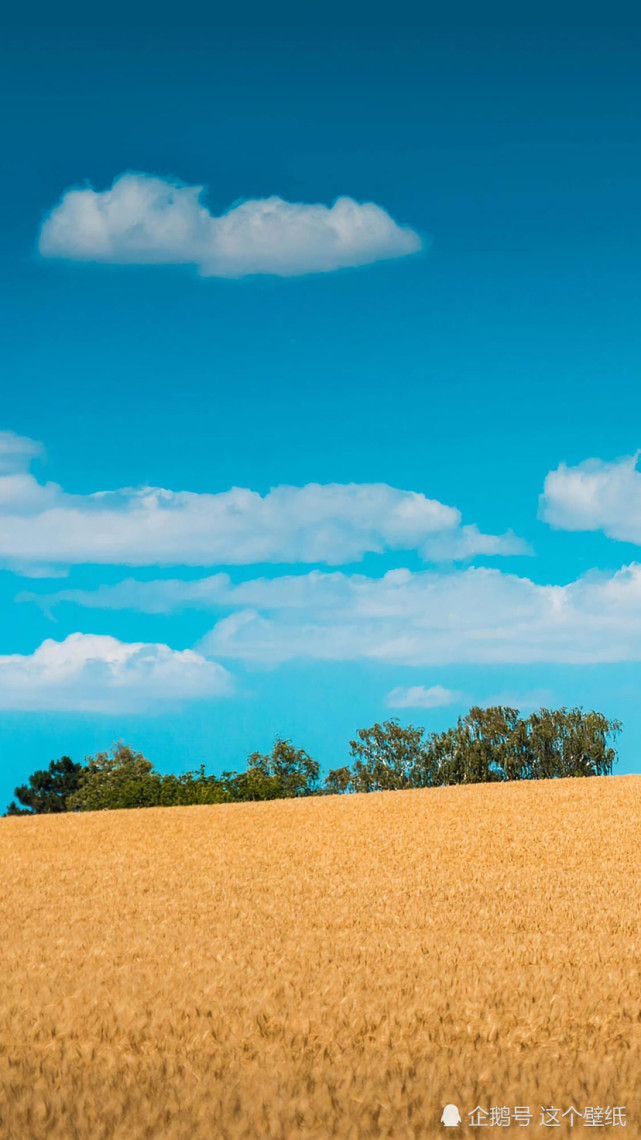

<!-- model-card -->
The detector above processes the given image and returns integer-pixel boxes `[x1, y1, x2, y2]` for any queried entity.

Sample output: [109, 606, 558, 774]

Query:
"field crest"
[2, 777, 640, 1138]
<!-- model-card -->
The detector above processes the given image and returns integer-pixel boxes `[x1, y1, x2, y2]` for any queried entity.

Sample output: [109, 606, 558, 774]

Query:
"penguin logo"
[441, 1103, 462, 1127]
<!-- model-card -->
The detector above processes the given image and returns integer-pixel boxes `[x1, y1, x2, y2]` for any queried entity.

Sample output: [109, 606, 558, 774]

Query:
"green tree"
[68, 743, 162, 811]
[523, 708, 621, 779]
[158, 766, 230, 806]
[340, 707, 621, 793]
[225, 737, 319, 801]
[347, 719, 430, 792]
[5, 707, 621, 818]
[323, 766, 352, 794]
[5, 756, 84, 815]
[439, 706, 521, 784]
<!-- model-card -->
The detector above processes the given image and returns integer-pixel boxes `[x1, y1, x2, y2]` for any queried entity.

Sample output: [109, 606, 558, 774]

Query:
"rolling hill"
[2, 776, 640, 1137]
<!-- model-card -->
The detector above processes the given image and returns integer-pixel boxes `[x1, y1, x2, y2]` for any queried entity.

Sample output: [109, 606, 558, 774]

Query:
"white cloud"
[540, 453, 641, 543]
[386, 684, 462, 709]
[0, 633, 231, 712]
[38, 172, 422, 278]
[0, 431, 44, 474]
[19, 574, 235, 614]
[420, 523, 526, 561]
[0, 431, 525, 570]
[29, 561, 641, 667]
[189, 561, 641, 666]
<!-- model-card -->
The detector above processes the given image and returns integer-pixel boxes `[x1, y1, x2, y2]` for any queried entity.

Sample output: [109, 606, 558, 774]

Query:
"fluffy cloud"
[38, 172, 422, 278]
[194, 562, 641, 666]
[386, 684, 462, 709]
[0, 633, 231, 712]
[0, 431, 525, 570]
[25, 561, 641, 666]
[540, 453, 641, 544]
[0, 430, 44, 474]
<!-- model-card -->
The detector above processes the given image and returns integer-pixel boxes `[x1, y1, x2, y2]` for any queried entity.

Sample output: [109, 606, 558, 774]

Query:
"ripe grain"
[1, 777, 640, 1137]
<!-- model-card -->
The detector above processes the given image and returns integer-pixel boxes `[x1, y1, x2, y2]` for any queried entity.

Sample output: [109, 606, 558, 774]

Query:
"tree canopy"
[328, 707, 620, 793]
[3, 706, 622, 816]
[5, 756, 84, 815]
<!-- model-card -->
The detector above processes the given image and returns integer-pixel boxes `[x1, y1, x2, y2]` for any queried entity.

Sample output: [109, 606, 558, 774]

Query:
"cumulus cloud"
[0, 431, 525, 570]
[38, 172, 422, 278]
[541, 453, 641, 544]
[26, 561, 641, 667]
[0, 633, 231, 712]
[386, 684, 462, 709]
[193, 562, 641, 666]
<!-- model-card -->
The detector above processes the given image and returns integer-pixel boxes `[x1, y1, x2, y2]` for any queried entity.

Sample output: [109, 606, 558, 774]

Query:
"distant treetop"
[4, 706, 621, 816]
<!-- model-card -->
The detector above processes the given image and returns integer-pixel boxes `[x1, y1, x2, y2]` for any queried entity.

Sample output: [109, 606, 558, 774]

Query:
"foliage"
[4, 707, 621, 816]
[5, 756, 84, 815]
[223, 737, 320, 801]
[346, 720, 428, 792]
[323, 766, 352, 795]
[327, 707, 621, 793]
[157, 766, 229, 807]
[513, 707, 621, 780]
[67, 744, 163, 812]
[37, 737, 319, 814]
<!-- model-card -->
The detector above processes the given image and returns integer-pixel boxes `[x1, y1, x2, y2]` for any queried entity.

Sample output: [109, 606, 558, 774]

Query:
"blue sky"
[2, 3, 641, 804]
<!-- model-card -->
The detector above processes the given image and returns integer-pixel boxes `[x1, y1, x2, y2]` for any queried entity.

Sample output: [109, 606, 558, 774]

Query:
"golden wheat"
[1, 777, 641, 1138]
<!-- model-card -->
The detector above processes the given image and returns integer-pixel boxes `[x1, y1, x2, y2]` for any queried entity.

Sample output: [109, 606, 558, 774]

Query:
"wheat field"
[2, 776, 641, 1138]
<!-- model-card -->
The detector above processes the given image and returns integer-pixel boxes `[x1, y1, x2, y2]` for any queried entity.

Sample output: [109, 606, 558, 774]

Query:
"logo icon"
[441, 1104, 461, 1127]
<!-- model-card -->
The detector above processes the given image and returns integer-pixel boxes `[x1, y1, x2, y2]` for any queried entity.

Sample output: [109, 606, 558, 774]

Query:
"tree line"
[4, 705, 621, 816]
